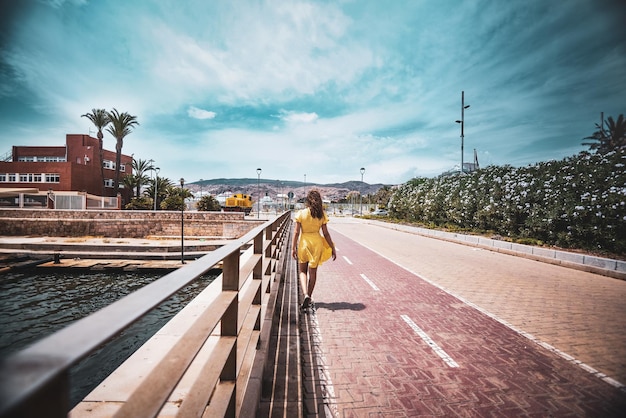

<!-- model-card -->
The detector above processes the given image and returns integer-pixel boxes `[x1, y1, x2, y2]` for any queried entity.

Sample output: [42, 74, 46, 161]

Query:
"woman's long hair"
[306, 190, 324, 219]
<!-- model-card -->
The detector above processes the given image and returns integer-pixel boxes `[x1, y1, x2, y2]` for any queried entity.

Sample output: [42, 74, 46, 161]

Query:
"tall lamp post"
[180, 178, 185, 264]
[154, 167, 160, 211]
[455, 90, 470, 174]
[148, 159, 154, 208]
[148, 159, 154, 197]
[256, 168, 262, 219]
[360, 167, 365, 215]
[277, 180, 281, 212]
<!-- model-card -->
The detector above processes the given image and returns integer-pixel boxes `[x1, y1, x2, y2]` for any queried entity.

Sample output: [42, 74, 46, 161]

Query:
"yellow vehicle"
[223, 193, 253, 214]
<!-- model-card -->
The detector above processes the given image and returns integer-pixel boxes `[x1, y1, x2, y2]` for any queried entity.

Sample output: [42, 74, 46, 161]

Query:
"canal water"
[0, 268, 218, 407]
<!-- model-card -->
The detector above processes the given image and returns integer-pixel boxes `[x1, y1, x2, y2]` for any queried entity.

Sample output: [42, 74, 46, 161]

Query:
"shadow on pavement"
[314, 302, 366, 311]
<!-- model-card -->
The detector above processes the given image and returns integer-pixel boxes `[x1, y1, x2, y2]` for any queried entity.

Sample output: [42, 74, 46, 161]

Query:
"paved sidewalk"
[299, 217, 626, 416]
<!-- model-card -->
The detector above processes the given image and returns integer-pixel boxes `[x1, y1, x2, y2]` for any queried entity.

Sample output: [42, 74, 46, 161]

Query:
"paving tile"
[296, 218, 626, 417]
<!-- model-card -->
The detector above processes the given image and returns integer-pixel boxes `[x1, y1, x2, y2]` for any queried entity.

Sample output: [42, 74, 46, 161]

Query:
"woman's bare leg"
[307, 267, 318, 298]
[299, 262, 309, 297]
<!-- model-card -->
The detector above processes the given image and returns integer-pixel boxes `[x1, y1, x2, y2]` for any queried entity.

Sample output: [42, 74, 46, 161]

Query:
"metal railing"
[0, 211, 292, 417]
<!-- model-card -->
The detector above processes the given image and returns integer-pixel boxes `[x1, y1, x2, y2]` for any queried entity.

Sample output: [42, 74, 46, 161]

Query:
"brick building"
[0, 134, 133, 206]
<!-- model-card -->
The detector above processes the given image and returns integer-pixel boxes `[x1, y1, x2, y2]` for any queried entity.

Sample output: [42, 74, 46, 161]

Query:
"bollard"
[54, 253, 61, 264]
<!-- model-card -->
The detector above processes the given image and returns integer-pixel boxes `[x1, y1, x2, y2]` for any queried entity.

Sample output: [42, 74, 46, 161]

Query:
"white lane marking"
[342, 256, 353, 265]
[401, 314, 459, 368]
[359, 273, 380, 291]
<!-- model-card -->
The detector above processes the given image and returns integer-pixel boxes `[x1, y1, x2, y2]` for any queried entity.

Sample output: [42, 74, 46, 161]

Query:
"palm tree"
[583, 114, 626, 154]
[81, 108, 110, 196]
[131, 158, 154, 197]
[605, 114, 626, 151]
[106, 108, 139, 196]
[162, 184, 194, 211]
[122, 172, 136, 195]
[145, 176, 173, 210]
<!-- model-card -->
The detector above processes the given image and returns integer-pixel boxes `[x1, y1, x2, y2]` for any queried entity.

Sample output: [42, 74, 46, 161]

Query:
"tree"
[122, 172, 135, 194]
[81, 108, 110, 196]
[373, 185, 393, 208]
[197, 195, 222, 211]
[125, 196, 153, 210]
[583, 114, 626, 154]
[106, 108, 139, 196]
[130, 158, 154, 198]
[162, 185, 194, 211]
[144, 176, 173, 210]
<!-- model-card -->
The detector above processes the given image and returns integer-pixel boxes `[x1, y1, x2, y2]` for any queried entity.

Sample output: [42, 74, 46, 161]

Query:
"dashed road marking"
[401, 314, 459, 368]
[342, 256, 353, 265]
[359, 273, 380, 291]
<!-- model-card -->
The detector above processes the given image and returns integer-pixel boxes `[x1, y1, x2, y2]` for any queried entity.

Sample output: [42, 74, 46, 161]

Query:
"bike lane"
[305, 229, 626, 417]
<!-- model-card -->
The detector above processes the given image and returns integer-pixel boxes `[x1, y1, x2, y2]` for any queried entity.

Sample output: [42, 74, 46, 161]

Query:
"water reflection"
[0, 269, 218, 406]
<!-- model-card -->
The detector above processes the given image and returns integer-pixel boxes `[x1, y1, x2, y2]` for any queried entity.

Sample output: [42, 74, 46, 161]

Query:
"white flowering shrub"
[389, 150, 626, 254]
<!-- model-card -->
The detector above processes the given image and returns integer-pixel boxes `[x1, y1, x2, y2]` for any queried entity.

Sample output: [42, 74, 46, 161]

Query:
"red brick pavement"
[303, 230, 626, 417]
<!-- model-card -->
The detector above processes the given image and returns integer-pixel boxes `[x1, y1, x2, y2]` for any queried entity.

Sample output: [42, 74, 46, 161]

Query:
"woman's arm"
[292, 222, 301, 259]
[321, 224, 337, 260]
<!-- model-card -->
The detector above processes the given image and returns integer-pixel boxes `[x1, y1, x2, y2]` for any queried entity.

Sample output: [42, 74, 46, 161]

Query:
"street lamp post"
[199, 178, 203, 201]
[276, 180, 281, 213]
[154, 167, 160, 211]
[360, 167, 365, 215]
[256, 168, 262, 219]
[180, 178, 185, 264]
[148, 159, 154, 208]
[455, 90, 470, 174]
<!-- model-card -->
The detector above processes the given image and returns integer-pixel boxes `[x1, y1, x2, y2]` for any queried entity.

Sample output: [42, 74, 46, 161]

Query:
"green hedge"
[389, 150, 626, 255]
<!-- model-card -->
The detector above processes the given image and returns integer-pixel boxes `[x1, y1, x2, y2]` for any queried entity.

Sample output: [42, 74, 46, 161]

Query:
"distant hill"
[190, 178, 389, 201]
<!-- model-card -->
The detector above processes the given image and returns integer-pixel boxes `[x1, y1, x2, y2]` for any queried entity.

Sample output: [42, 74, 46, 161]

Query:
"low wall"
[0, 209, 263, 239]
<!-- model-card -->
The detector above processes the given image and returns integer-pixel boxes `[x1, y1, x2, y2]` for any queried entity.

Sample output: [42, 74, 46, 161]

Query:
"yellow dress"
[295, 208, 332, 268]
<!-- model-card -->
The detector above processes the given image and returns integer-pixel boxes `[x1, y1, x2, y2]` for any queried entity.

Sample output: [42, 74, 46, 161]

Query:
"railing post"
[264, 223, 274, 277]
[222, 248, 239, 333]
[253, 230, 263, 281]
[221, 250, 239, 380]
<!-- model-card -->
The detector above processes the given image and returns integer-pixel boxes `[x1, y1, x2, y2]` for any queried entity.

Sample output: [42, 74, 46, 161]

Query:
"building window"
[42, 156, 65, 162]
[34, 174, 42, 182]
[45, 174, 60, 183]
[17, 156, 66, 162]
[8, 173, 16, 182]
[0, 174, 6, 182]
[104, 179, 115, 188]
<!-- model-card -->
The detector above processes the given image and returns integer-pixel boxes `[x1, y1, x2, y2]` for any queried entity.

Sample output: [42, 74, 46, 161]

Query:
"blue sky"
[1, 0, 624, 185]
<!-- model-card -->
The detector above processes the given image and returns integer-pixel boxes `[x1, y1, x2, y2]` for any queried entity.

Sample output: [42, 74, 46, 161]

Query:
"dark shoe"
[301, 295, 311, 310]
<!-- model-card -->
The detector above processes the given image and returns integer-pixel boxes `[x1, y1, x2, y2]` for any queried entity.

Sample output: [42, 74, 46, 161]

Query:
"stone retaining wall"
[0, 209, 262, 238]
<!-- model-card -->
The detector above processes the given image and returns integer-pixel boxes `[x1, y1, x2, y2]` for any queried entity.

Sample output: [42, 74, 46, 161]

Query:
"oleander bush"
[389, 150, 626, 255]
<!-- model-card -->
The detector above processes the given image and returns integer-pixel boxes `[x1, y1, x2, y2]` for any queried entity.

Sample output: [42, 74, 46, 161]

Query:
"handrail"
[0, 211, 292, 418]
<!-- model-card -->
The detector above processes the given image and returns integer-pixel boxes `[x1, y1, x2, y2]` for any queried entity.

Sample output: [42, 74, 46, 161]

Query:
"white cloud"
[279, 110, 319, 123]
[187, 106, 216, 120]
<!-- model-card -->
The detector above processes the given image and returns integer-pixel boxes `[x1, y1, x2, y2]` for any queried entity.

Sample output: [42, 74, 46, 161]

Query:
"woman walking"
[292, 190, 336, 311]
